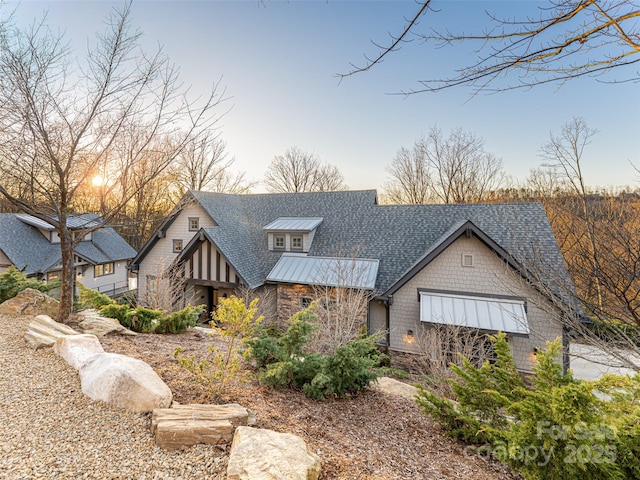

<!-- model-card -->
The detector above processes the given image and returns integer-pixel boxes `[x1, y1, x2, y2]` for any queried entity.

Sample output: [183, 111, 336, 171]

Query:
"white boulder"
[53, 334, 105, 370]
[23, 315, 79, 349]
[79, 352, 172, 412]
[77, 311, 136, 337]
[371, 377, 418, 402]
[227, 426, 321, 480]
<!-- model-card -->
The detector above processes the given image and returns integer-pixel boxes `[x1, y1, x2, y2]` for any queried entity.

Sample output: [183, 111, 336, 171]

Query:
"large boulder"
[79, 352, 172, 413]
[77, 310, 137, 337]
[371, 377, 418, 402]
[0, 288, 59, 317]
[227, 427, 321, 480]
[53, 334, 105, 370]
[23, 314, 79, 349]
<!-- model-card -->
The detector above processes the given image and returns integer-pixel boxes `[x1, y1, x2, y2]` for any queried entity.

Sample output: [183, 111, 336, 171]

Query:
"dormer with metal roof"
[263, 217, 323, 253]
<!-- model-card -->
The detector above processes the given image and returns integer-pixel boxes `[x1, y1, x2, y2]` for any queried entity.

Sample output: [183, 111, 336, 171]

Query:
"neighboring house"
[131, 190, 577, 373]
[0, 213, 137, 295]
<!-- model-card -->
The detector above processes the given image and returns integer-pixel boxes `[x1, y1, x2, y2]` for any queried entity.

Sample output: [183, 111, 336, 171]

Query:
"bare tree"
[384, 127, 505, 204]
[412, 324, 492, 398]
[383, 144, 432, 204]
[0, 4, 226, 321]
[141, 257, 188, 312]
[540, 118, 604, 310]
[339, 1, 640, 93]
[308, 250, 377, 355]
[174, 134, 254, 195]
[263, 146, 347, 193]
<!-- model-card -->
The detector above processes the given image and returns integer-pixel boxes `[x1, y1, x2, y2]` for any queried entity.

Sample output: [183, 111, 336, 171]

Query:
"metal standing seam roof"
[419, 291, 530, 335]
[263, 217, 324, 232]
[15, 213, 102, 231]
[266, 253, 379, 290]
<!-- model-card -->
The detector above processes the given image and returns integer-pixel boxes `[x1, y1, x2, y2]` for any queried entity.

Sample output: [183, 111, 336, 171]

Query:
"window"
[274, 235, 285, 250]
[95, 262, 114, 277]
[147, 275, 157, 303]
[291, 235, 303, 251]
[46, 271, 60, 282]
[300, 297, 312, 309]
[189, 217, 200, 231]
[173, 239, 183, 253]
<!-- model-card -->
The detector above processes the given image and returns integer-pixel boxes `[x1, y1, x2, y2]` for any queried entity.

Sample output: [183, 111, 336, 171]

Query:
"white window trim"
[274, 234, 285, 250]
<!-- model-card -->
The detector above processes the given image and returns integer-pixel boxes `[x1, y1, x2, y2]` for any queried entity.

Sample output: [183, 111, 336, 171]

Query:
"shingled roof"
[0, 214, 136, 275]
[175, 190, 572, 302]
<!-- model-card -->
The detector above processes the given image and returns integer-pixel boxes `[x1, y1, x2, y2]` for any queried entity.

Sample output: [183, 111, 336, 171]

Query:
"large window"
[95, 262, 114, 277]
[173, 239, 183, 253]
[188, 217, 200, 231]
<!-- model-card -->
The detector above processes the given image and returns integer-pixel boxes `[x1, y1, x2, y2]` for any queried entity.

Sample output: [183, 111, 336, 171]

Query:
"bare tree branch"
[338, 0, 640, 94]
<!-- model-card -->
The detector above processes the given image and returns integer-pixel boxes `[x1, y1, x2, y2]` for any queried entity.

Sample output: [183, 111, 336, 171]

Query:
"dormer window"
[291, 235, 303, 251]
[263, 217, 323, 253]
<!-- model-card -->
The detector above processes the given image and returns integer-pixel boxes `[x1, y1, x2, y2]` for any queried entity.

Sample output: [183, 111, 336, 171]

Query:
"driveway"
[570, 342, 639, 381]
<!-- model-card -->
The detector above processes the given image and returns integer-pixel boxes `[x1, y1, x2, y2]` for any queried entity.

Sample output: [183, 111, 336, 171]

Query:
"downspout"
[385, 294, 393, 349]
[562, 322, 570, 375]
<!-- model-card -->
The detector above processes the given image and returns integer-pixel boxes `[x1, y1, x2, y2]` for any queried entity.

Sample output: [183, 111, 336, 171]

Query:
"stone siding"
[276, 284, 316, 324]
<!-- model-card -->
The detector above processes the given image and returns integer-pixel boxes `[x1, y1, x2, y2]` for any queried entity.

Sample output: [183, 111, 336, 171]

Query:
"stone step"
[155, 419, 234, 450]
[152, 403, 251, 450]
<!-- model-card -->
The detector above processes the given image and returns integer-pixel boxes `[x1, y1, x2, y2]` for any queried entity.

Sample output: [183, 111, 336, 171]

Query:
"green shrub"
[246, 305, 384, 400]
[174, 296, 263, 396]
[77, 282, 114, 309]
[0, 266, 54, 303]
[415, 333, 640, 479]
[155, 305, 202, 334]
[99, 303, 131, 324]
[122, 306, 164, 333]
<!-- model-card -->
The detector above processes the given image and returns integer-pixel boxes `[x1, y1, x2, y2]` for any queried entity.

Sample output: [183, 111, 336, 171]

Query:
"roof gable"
[385, 220, 526, 297]
[131, 192, 217, 268]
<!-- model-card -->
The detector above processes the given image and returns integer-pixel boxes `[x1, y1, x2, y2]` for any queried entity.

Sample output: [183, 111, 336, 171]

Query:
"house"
[131, 190, 577, 373]
[0, 213, 137, 295]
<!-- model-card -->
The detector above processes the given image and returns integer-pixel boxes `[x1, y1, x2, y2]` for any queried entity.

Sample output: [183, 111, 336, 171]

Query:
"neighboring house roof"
[0, 213, 137, 275]
[15, 213, 102, 230]
[263, 217, 324, 232]
[266, 253, 379, 290]
[147, 190, 573, 307]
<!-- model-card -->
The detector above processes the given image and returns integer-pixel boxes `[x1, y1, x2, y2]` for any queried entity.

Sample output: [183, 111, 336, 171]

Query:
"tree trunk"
[57, 225, 75, 323]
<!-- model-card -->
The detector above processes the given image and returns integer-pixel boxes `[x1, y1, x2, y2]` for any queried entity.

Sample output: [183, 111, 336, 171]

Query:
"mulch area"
[92, 326, 517, 480]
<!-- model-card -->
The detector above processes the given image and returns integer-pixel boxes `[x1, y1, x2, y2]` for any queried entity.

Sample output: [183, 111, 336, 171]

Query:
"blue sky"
[7, 1, 640, 192]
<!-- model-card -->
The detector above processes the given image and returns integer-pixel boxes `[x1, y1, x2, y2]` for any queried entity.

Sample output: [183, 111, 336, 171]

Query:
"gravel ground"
[0, 314, 227, 480]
